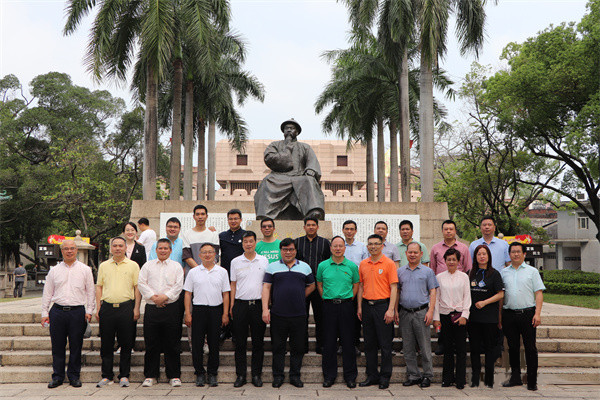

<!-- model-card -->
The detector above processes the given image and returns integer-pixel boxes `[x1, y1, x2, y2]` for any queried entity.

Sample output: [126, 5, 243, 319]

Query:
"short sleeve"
[306, 272, 315, 286]
[531, 269, 546, 292]
[420, 242, 430, 263]
[492, 271, 504, 292]
[181, 231, 191, 248]
[359, 262, 365, 283]
[350, 262, 360, 284]
[148, 242, 157, 260]
[316, 261, 325, 283]
[387, 261, 399, 284]
[97, 264, 105, 286]
[427, 269, 440, 290]
[131, 264, 139, 285]
[263, 265, 274, 284]
[391, 245, 401, 261]
[230, 263, 238, 282]
[221, 272, 231, 292]
[183, 271, 194, 292]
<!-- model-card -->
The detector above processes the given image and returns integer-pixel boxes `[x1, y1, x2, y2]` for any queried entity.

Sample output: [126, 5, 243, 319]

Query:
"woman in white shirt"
[433, 248, 471, 389]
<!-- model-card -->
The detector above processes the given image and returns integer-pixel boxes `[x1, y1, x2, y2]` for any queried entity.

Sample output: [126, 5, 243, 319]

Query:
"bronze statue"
[254, 119, 325, 220]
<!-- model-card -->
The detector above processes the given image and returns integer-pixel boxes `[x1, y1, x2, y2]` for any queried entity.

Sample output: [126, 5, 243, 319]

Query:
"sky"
[0, 0, 590, 149]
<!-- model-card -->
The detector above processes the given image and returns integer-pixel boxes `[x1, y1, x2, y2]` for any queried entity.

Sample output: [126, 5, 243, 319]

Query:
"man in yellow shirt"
[95, 237, 141, 388]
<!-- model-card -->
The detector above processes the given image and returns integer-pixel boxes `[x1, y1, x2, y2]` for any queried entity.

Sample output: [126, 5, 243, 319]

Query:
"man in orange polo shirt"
[357, 234, 398, 389]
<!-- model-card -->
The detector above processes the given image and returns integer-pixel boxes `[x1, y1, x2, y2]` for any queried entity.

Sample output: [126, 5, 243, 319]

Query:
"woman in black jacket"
[123, 222, 146, 268]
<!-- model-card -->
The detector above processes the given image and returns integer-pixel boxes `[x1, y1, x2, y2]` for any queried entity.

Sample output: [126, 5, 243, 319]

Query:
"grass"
[545, 293, 600, 309]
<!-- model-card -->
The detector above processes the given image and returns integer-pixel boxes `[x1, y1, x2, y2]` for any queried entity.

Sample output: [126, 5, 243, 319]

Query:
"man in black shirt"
[295, 217, 330, 354]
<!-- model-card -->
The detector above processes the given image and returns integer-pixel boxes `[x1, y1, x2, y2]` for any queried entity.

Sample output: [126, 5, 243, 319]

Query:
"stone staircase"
[0, 312, 598, 384]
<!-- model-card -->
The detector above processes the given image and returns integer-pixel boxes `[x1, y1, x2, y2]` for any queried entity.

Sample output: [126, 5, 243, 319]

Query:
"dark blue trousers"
[49, 305, 86, 382]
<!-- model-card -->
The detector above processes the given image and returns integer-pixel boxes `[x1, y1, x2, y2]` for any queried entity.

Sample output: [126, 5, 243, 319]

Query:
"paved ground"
[0, 382, 599, 399]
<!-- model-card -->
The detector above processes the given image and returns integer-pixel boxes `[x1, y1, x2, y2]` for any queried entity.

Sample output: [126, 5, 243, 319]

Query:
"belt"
[324, 298, 353, 304]
[504, 306, 535, 314]
[400, 303, 429, 313]
[103, 299, 134, 308]
[237, 299, 262, 306]
[54, 304, 84, 311]
[364, 298, 389, 306]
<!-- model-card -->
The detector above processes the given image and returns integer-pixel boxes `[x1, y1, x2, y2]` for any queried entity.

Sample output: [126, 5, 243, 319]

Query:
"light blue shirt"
[344, 240, 369, 267]
[149, 237, 184, 268]
[397, 263, 439, 309]
[501, 263, 546, 310]
[469, 237, 510, 272]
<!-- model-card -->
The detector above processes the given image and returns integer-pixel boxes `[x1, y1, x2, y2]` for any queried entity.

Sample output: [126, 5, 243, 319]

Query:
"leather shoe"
[234, 375, 246, 388]
[359, 378, 379, 387]
[527, 384, 538, 391]
[456, 383, 465, 390]
[441, 382, 453, 387]
[195, 374, 205, 387]
[252, 375, 263, 387]
[322, 379, 334, 387]
[502, 380, 523, 387]
[70, 379, 82, 387]
[402, 378, 421, 386]
[48, 379, 63, 389]
[470, 381, 479, 388]
[419, 377, 431, 388]
[378, 379, 389, 389]
[345, 380, 356, 388]
[207, 374, 218, 387]
[272, 377, 283, 388]
[290, 377, 304, 388]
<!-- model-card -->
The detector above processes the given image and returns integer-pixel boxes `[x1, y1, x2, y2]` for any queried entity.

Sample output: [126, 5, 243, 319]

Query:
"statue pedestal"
[247, 220, 333, 241]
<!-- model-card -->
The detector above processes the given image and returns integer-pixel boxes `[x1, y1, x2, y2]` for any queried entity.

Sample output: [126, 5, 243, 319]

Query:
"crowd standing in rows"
[41, 210, 545, 392]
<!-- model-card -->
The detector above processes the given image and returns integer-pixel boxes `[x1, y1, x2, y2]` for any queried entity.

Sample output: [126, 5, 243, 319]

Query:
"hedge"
[544, 282, 600, 296]
[543, 270, 600, 285]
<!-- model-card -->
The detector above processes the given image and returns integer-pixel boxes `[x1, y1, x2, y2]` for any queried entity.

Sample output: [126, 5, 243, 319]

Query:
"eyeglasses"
[281, 248, 296, 253]
[367, 242, 383, 247]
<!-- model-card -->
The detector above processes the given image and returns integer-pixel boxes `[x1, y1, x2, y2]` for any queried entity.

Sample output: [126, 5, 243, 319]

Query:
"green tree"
[485, 1, 600, 241]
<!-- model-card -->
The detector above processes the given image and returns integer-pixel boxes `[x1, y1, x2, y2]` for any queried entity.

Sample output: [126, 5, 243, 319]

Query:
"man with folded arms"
[41, 239, 95, 389]
[317, 236, 359, 388]
[95, 237, 141, 388]
[357, 234, 398, 390]
[230, 231, 269, 387]
[138, 239, 184, 388]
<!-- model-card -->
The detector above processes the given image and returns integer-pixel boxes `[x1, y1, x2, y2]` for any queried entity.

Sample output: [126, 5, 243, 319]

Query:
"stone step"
[1, 349, 598, 368]
[0, 365, 597, 384]
[2, 313, 600, 326]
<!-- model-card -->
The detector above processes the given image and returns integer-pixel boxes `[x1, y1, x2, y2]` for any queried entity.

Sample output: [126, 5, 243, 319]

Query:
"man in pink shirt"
[41, 239, 95, 389]
[429, 220, 472, 275]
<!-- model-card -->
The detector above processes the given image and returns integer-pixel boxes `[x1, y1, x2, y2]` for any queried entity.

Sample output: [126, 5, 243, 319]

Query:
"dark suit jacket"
[129, 242, 147, 269]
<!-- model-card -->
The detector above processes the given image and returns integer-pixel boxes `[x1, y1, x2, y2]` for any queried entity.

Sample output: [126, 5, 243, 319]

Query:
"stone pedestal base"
[246, 220, 333, 240]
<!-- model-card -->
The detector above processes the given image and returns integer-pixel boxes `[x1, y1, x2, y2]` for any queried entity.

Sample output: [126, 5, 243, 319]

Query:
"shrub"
[543, 270, 600, 285]
[545, 282, 600, 296]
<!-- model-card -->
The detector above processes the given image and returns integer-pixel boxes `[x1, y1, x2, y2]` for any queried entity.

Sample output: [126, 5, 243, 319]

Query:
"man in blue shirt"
[149, 217, 184, 267]
[500, 242, 545, 391]
[469, 216, 510, 272]
[262, 238, 315, 388]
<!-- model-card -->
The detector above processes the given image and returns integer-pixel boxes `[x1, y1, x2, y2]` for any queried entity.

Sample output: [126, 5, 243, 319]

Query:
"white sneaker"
[119, 377, 130, 387]
[142, 378, 155, 387]
[96, 378, 113, 388]
[170, 378, 182, 387]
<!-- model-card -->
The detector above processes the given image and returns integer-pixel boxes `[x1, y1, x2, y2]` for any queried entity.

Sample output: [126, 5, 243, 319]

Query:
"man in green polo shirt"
[316, 236, 359, 388]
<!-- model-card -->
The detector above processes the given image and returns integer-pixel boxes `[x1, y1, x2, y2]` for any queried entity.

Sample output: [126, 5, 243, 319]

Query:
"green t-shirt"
[256, 240, 281, 263]
[316, 257, 359, 299]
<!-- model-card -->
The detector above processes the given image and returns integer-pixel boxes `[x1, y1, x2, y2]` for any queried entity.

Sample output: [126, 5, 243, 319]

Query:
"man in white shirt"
[182, 205, 220, 274]
[138, 217, 157, 258]
[41, 239, 95, 389]
[137, 239, 184, 388]
[230, 231, 269, 388]
[184, 243, 230, 387]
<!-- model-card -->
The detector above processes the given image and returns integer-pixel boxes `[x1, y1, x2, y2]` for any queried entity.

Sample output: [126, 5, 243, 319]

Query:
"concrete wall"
[130, 200, 450, 251]
[581, 240, 600, 273]
[556, 210, 598, 240]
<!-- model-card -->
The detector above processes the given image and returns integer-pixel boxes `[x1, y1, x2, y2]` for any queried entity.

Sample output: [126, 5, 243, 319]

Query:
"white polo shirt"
[230, 253, 269, 300]
[183, 264, 230, 306]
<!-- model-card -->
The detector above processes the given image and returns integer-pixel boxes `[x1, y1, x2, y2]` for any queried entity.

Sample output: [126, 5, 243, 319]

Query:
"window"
[336, 155, 348, 167]
[325, 182, 353, 195]
[236, 154, 248, 166]
[578, 217, 589, 229]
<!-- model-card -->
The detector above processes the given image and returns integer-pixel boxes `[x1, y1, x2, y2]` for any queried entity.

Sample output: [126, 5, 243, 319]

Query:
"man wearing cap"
[254, 119, 325, 220]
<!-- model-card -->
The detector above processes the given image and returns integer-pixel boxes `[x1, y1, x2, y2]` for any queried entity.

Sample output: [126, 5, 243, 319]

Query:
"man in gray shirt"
[13, 262, 27, 298]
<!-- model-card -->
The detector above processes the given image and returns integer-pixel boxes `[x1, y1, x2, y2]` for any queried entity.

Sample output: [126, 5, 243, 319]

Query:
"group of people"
[40, 209, 545, 392]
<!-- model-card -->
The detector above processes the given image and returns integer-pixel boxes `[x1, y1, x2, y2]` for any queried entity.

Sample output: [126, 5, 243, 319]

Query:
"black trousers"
[49, 305, 86, 382]
[13, 281, 24, 298]
[191, 304, 222, 376]
[143, 303, 181, 379]
[468, 321, 497, 386]
[322, 300, 357, 382]
[232, 300, 266, 377]
[271, 314, 306, 379]
[362, 300, 393, 381]
[305, 291, 323, 352]
[99, 300, 135, 379]
[503, 308, 538, 386]
[440, 314, 467, 386]
[353, 297, 362, 346]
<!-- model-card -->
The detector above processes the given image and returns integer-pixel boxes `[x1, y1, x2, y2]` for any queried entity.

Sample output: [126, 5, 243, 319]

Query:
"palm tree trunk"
[197, 118, 206, 201]
[143, 63, 158, 200]
[399, 49, 411, 202]
[377, 117, 385, 202]
[389, 119, 399, 202]
[183, 80, 194, 200]
[207, 117, 216, 200]
[169, 58, 183, 200]
[419, 55, 435, 202]
[366, 137, 375, 202]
